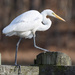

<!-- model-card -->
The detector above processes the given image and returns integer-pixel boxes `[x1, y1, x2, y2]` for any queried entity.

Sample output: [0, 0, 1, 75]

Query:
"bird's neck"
[41, 10, 52, 25]
[40, 11, 52, 31]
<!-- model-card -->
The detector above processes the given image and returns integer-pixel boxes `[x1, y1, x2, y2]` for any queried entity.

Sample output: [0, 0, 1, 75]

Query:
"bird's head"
[44, 9, 65, 22]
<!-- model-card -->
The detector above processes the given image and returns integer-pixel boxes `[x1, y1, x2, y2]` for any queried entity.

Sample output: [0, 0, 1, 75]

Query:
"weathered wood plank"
[0, 65, 39, 75]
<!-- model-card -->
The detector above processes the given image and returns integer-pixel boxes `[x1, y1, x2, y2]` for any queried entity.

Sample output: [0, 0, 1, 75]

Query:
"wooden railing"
[0, 52, 75, 75]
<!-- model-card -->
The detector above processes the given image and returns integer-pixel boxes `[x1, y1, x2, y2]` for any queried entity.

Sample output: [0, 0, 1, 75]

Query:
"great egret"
[2, 9, 65, 66]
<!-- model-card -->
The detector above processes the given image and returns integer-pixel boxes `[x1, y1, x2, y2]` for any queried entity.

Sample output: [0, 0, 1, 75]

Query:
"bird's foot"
[14, 64, 21, 75]
[44, 50, 50, 53]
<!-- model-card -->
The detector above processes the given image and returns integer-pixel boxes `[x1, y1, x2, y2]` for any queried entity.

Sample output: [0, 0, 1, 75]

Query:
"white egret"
[2, 9, 65, 66]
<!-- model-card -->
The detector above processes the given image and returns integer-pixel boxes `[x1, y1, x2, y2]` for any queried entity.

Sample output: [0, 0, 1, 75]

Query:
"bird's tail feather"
[2, 25, 15, 35]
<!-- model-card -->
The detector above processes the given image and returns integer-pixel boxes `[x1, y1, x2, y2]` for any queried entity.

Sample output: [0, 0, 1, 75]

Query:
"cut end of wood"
[34, 51, 72, 66]
[0, 53, 1, 65]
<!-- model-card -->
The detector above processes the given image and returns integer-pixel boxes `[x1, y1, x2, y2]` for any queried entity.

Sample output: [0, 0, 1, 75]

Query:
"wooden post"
[34, 52, 72, 66]
[0, 53, 1, 65]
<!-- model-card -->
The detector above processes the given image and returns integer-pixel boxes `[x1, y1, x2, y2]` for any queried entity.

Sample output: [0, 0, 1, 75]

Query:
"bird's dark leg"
[14, 38, 22, 74]
[33, 35, 49, 52]
[15, 38, 22, 65]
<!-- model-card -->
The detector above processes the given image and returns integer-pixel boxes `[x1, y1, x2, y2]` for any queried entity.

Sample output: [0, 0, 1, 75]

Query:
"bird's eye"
[52, 13, 54, 15]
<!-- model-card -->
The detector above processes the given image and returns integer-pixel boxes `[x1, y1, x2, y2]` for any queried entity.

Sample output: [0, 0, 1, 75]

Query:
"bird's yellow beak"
[53, 13, 66, 22]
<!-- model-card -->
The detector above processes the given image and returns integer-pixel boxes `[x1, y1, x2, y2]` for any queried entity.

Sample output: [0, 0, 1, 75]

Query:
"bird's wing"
[9, 10, 43, 31]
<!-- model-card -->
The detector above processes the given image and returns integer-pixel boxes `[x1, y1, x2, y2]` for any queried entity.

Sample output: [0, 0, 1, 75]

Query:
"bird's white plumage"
[3, 10, 52, 38]
[11, 10, 42, 24]
[3, 11, 41, 34]
[3, 10, 45, 38]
